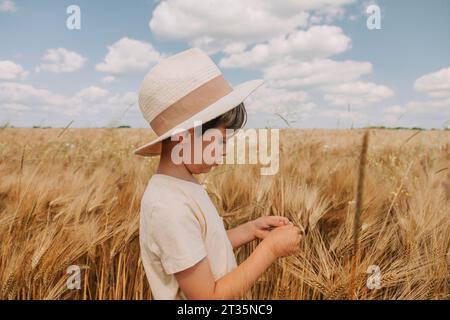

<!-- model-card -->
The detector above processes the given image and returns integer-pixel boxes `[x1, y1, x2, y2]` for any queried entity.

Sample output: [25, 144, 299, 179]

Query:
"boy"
[134, 48, 302, 300]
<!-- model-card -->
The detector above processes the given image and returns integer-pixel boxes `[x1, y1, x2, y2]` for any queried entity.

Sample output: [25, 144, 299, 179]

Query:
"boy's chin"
[200, 167, 213, 174]
[198, 165, 216, 174]
[189, 163, 219, 175]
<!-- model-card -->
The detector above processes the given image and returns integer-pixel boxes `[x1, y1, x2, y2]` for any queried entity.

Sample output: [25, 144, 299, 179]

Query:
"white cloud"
[388, 67, 450, 122]
[75, 86, 109, 103]
[267, 0, 354, 12]
[318, 109, 365, 122]
[188, 37, 249, 56]
[324, 81, 394, 107]
[101, 76, 116, 83]
[244, 86, 315, 126]
[0, 82, 137, 119]
[0, 60, 29, 80]
[405, 98, 450, 115]
[2, 103, 29, 112]
[309, 5, 346, 25]
[379, 99, 450, 128]
[152, 0, 391, 126]
[1, 103, 30, 118]
[414, 67, 450, 98]
[391, 67, 450, 122]
[382, 105, 406, 125]
[219, 26, 351, 69]
[149, 0, 356, 52]
[263, 59, 372, 89]
[146, 0, 399, 128]
[223, 42, 248, 55]
[149, 0, 315, 54]
[59, 90, 137, 118]
[384, 105, 406, 115]
[0, 82, 65, 106]
[96, 37, 162, 75]
[0, 0, 16, 12]
[63, 87, 137, 117]
[381, 70, 450, 127]
[36, 48, 86, 73]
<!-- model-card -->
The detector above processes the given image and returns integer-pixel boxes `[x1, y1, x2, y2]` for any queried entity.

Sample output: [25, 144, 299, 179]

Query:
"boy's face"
[183, 125, 228, 174]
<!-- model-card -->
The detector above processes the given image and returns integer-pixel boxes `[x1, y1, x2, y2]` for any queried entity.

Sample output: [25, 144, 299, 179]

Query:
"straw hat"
[133, 47, 264, 156]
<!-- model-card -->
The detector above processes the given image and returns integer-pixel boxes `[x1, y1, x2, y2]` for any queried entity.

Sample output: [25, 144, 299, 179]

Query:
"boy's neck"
[156, 151, 200, 185]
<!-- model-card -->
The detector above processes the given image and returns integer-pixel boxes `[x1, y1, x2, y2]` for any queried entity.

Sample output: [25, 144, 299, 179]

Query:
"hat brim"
[132, 79, 265, 157]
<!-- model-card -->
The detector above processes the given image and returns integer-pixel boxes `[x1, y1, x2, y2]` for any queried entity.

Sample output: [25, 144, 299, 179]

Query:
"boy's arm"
[226, 221, 256, 249]
[175, 240, 277, 300]
[226, 216, 291, 249]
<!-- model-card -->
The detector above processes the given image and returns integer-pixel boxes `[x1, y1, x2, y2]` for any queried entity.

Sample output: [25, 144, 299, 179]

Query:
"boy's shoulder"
[144, 177, 180, 201]
[140, 174, 211, 244]
[141, 174, 197, 216]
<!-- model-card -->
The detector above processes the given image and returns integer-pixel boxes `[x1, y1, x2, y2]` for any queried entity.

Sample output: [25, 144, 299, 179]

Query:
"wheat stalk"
[349, 130, 369, 299]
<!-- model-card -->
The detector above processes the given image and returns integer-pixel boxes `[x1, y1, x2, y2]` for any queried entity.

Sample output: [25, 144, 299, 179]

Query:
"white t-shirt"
[139, 173, 238, 300]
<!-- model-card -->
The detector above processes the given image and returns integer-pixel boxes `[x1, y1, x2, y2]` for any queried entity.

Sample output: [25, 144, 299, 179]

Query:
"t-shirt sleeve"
[149, 202, 208, 274]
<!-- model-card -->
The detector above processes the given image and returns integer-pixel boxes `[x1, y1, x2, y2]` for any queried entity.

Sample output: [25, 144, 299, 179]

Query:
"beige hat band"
[150, 75, 233, 135]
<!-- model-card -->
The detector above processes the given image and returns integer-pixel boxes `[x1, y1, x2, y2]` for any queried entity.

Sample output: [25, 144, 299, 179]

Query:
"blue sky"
[0, 0, 449, 129]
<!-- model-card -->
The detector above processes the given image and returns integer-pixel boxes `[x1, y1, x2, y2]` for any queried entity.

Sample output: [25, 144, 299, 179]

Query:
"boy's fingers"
[269, 216, 290, 226]
[255, 229, 270, 239]
[264, 216, 280, 227]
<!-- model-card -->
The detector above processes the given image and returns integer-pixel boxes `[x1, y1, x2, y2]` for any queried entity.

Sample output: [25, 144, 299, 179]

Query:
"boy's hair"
[161, 102, 247, 146]
[200, 102, 247, 135]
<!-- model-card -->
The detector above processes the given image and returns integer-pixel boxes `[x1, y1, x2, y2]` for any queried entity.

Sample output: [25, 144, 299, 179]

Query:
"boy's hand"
[262, 224, 302, 258]
[251, 215, 291, 240]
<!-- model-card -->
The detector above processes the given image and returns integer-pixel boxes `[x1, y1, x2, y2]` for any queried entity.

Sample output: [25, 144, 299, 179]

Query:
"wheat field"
[0, 127, 448, 300]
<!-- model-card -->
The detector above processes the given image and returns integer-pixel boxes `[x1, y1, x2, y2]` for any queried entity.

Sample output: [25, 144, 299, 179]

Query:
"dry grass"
[0, 127, 449, 300]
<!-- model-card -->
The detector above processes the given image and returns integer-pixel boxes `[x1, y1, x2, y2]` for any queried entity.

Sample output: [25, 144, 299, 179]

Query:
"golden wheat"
[0, 127, 449, 300]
